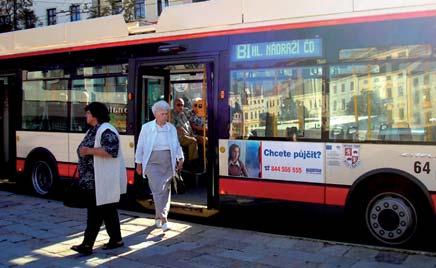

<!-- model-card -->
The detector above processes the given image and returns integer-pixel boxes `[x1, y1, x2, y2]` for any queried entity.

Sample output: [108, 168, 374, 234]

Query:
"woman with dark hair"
[70, 102, 127, 256]
[228, 143, 248, 177]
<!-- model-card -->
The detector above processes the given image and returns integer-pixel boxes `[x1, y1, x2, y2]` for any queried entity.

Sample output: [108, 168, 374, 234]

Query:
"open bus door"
[134, 62, 217, 217]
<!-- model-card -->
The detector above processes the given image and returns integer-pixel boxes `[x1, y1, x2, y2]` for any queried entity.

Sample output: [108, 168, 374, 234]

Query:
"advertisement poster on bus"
[222, 140, 261, 178]
[219, 139, 324, 183]
[325, 143, 361, 169]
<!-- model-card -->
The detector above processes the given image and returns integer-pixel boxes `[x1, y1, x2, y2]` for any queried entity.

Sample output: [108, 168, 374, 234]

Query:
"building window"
[398, 85, 404, 97]
[112, 0, 122, 14]
[24, 11, 35, 28]
[424, 74, 430, 85]
[157, 0, 169, 16]
[399, 108, 405, 120]
[135, 1, 145, 19]
[47, 8, 56, 25]
[414, 112, 421, 124]
[0, 15, 11, 26]
[70, 5, 81, 22]
[386, 88, 392, 98]
[414, 90, 420, 104]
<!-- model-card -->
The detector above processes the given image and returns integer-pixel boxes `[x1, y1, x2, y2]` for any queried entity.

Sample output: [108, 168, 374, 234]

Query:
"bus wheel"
[365, 192, 417, 245]
[30, 160, 57, 196]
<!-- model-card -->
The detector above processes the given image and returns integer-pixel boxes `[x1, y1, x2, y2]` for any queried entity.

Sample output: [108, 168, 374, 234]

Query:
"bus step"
[136, 198, 218, 217]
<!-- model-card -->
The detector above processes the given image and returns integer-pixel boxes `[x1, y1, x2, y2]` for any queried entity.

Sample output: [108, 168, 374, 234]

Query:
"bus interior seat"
[379, 123, 412, 141]
[345, 125, 358, 140]
[331, 126, 344, 140]
[427, 125, 436, 142]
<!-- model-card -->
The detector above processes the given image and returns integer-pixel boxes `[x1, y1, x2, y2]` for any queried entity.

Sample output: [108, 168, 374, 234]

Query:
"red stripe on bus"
[325, 186, 349, 206]
[57, 163, 69, 177]
[431, 194, 436, 214]
[1, 9, 436, 60]
[127, 169, 135, 185]
[16, 159, 25, 173]
[56, 162, 133, 183]
[69, 164, 78, 178]
[219, 178, 325, 204]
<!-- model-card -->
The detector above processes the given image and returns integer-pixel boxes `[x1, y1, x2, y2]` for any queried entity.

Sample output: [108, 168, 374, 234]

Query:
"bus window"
[71, 75, 128, 133]
[329, 60, 436, 142]
[229, 67, 322, 140]
[21, 78, 68, 131]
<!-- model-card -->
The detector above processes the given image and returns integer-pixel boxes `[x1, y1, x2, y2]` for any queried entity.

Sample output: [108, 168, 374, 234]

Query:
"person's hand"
[79, 147, 92, 157]
[176, 160, 184, 172]
[136, 164, 142, 176]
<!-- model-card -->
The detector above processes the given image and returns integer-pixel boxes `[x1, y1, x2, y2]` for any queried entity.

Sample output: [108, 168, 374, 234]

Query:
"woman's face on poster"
[231, 146, 240, 160]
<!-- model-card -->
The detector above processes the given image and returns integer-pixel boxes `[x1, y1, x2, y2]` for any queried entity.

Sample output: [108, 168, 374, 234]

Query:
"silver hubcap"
[366, 193, 416, 245]
[31, 161, 53, 195]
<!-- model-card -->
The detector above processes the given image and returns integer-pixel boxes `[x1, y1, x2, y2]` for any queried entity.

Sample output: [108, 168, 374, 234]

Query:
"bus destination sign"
[231, 38, 322, 62]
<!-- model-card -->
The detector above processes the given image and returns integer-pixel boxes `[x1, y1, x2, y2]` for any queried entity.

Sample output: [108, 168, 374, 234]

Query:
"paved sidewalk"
[1, 191, 436, 268]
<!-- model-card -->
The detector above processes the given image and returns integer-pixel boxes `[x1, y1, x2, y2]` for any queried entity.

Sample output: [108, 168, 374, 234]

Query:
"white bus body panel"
[17, 131, 135, 169]
[68, 133, 135, 168]
[16, 131, 69, 162]
[219, 139, 436, 192]
[326, 143, 436, 191]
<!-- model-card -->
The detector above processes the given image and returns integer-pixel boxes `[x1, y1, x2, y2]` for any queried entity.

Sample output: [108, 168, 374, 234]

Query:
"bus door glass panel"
[170, 64, 208, 169]
[141, 75, 165, 124]
[229, 66, 322, 140]
[328, 60, 436, 142]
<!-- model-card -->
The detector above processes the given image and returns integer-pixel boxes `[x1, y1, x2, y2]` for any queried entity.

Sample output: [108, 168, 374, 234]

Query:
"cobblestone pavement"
[1, 191, 436, 268]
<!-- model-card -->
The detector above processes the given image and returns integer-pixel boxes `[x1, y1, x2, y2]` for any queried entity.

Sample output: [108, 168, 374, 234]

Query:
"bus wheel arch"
[345, 169, 434, 246]
[25, 148, 59, 197]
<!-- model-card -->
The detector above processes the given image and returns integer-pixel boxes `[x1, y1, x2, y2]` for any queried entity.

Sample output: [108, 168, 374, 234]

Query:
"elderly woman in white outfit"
[135, 100, 184, 231]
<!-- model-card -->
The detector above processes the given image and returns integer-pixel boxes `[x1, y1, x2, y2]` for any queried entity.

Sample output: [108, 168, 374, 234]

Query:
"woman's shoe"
[155, 219, 162, 228]
[102, 241, 124, 250]
[162, 222, 170, 232]
[70, 244, 93, 255]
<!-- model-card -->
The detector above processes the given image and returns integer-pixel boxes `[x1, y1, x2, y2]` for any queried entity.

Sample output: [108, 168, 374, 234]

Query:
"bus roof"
[1, 0, 436, 60]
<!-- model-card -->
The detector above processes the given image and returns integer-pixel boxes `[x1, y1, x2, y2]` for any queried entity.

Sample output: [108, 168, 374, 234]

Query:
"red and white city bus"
[1, 0, 436, 246]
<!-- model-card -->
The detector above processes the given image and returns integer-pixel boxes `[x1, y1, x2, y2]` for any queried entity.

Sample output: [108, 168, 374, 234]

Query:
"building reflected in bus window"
[71, 76, 128, 133]
[329, 45, 436, 142]
[20, 64, 128, 133]
[21, 75, 69, 132]
[229, 67, 322, 140]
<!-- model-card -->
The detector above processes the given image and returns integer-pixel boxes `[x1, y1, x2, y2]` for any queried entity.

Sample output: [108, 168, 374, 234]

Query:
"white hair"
[192, 97, 202, 103]
[151, 100, 170, 115]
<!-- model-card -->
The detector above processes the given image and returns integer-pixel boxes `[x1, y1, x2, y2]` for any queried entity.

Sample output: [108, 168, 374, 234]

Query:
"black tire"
[360, 188, 430, 246]
[28, 158, 58, 197]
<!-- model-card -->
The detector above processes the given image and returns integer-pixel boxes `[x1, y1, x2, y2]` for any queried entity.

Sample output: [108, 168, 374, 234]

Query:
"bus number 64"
[414, 161, 431, 174]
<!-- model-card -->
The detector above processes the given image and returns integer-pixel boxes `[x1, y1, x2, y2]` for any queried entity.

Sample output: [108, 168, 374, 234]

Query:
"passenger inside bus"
[171, 98, 199, 162]
[286, 126, 298, 141]
[189, 97, 207, 141]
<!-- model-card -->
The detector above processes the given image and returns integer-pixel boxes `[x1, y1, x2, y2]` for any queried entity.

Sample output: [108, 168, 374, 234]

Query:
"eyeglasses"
[193, 104, 203, 108]
[176, 103, 184, 107]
